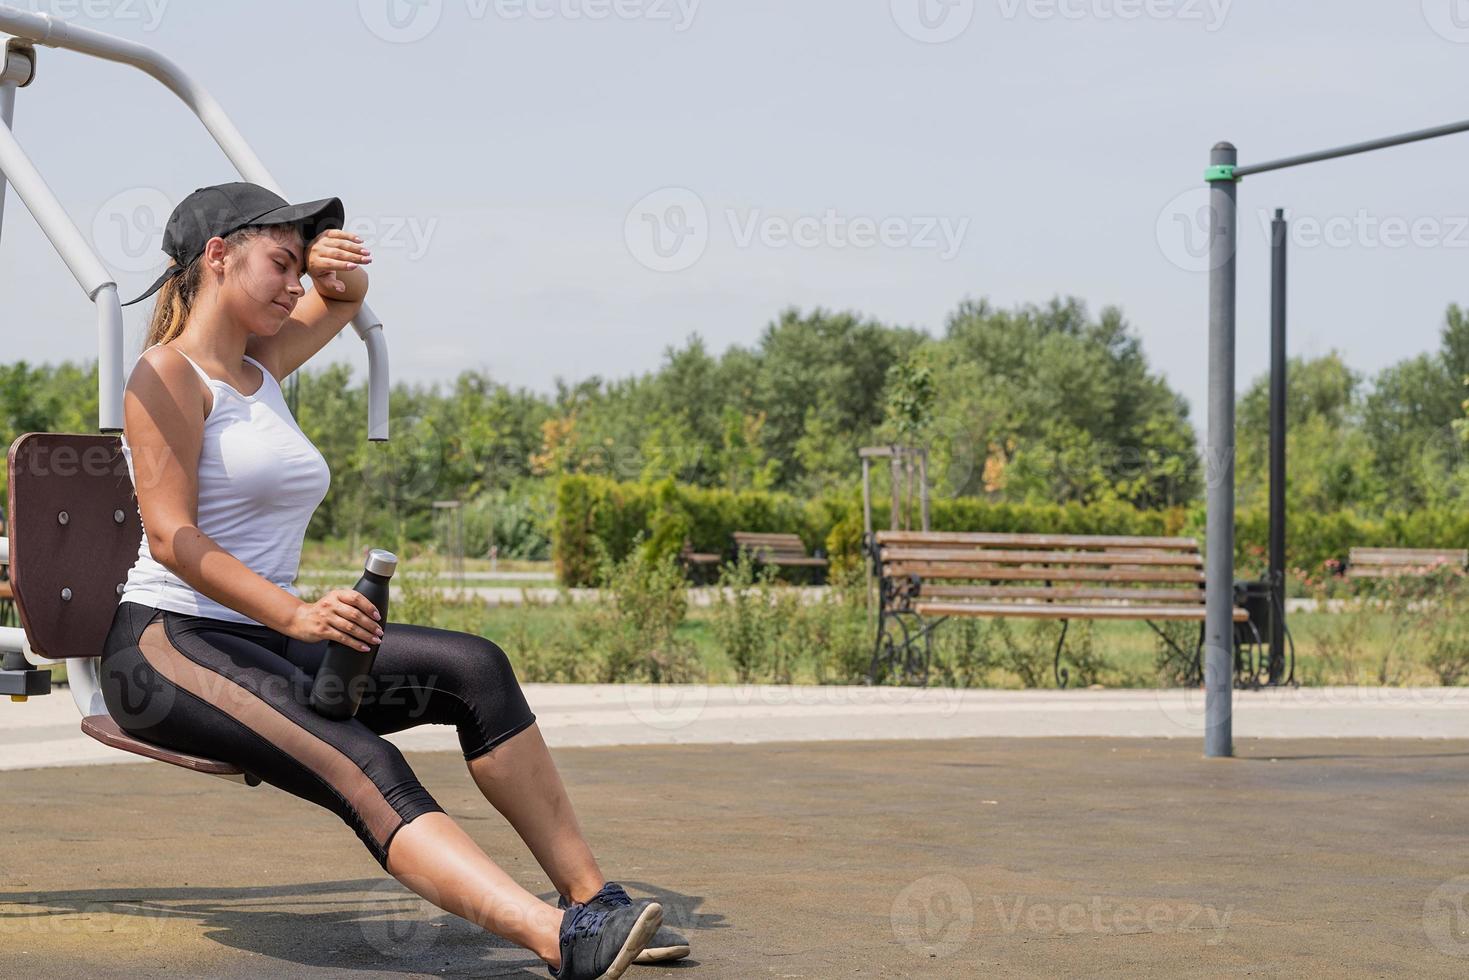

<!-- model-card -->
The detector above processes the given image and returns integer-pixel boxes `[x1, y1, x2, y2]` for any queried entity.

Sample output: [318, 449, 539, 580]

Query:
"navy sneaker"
[559, 883, 692, 965]
[550, 892, 661, 980]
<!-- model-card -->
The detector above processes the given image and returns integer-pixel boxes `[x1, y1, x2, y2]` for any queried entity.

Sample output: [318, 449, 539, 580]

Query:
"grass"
[268, 594, 1469, 689]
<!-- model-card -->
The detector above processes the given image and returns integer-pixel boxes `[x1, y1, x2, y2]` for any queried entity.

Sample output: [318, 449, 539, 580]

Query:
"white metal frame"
[0, 7, 390, 438]
[0, 7, 392, 722]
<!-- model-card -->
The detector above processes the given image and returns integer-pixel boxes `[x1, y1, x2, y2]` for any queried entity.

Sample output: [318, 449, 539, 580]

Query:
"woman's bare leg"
[385, 810, 565, 968]
[467, 723, 606, 903]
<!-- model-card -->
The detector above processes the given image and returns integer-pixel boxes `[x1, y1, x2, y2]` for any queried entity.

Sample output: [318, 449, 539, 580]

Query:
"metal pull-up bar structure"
[0, 6, 390, 439]
[1202, 117, 1469, 758]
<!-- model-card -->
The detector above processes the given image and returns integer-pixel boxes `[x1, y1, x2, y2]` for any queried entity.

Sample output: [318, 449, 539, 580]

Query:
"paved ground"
[10, 684, 1469, 772]
[3, 736, 1469, 977]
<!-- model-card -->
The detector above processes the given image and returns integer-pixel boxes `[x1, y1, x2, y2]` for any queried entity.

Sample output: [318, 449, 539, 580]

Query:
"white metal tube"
[67, 655, 104, 717]
[95, 282, 124, 430]
[0, 535, 9, 564]
[359, 320, 389, 441]
[0, 625, 24, 653]
[0, 6, 390, 439]
[0, 48, 23, 247]
[0, 101, 112, 296]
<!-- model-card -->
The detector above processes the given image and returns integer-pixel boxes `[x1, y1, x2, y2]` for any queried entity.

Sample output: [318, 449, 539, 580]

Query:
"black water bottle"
[309, 549, 397, 720]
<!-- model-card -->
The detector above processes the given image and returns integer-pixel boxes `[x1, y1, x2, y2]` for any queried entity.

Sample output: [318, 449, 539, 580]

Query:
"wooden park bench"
[678, 539, 724, 585]
[869, 530, 1253, 687]
[1345, 547, 1468, 580]
[733, 531, 828, 583]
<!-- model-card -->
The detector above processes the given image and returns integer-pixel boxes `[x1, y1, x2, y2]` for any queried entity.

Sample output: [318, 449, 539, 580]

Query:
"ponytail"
[142, 257, 203, 349]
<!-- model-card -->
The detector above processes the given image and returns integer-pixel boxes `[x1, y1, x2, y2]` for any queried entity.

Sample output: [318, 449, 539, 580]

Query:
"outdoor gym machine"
[1203, 118, 1469, 757]
[0, 8, 391, 732]
[0, 6, 391, 437]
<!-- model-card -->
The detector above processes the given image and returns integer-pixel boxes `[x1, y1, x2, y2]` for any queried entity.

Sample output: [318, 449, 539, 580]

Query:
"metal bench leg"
[1144, 620, 1205, 686]
[1052, 619, 1072, 689]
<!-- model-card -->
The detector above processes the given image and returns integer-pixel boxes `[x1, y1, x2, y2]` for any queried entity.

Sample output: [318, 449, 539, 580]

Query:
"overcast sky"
[3, 0, 1469, 430]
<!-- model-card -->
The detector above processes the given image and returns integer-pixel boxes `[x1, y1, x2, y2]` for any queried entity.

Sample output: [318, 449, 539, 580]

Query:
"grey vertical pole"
[919, 449, 930, 531]
[1205, 142, 1237, 758]
[889, 453, 901, 532]
[1268, 209, 1288, 685]
[861, 457, 873, 541]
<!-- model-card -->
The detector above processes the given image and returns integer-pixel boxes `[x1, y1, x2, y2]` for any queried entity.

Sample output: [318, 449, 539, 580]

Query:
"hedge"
[551, 475, 1469, 586]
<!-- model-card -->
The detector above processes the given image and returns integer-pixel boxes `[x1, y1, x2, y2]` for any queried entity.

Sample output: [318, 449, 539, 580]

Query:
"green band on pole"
[1204, 164, 1238, 183]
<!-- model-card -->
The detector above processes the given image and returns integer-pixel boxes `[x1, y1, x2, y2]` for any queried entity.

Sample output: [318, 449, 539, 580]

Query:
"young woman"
[99, 182, 687, 979]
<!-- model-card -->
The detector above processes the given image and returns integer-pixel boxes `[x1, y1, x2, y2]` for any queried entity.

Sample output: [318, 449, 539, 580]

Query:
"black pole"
[1268, 209, 1287, 685]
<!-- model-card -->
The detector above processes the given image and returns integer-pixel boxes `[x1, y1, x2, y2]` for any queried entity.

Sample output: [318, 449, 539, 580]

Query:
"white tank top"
[119, 343, 331, 625]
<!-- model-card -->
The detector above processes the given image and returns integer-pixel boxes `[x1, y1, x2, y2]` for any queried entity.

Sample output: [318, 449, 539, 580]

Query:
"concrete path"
[7, 684, 1469, 773]
[4, 737, 1469, 977]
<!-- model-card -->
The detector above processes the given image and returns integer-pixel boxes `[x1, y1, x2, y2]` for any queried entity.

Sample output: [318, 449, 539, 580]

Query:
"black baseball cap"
[121, 182, 345, 306]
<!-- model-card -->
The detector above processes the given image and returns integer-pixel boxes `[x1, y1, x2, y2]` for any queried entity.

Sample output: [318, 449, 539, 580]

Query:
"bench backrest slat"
[875, 530, 1197, 550]
[879, 546, 1201, 568]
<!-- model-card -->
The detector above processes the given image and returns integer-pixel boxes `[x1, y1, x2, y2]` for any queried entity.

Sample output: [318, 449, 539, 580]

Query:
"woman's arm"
[247, 229, 371, 381]
[125, 348, 308, 633]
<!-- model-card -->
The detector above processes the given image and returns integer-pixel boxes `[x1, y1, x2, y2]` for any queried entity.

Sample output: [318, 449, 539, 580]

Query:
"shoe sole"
[597, 902, 663, 980]
[633, 943, 691, 964]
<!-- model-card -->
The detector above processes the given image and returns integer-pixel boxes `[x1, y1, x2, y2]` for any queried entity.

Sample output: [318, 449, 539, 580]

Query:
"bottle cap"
[365, 549, 398, 578]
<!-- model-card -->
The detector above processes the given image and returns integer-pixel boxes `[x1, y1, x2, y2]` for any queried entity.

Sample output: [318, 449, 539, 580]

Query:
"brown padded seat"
[81, 713, 260, 784]
[8, 432, 254, 783]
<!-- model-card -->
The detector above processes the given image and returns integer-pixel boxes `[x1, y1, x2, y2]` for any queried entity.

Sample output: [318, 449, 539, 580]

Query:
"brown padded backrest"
[7, 432, 141, 659]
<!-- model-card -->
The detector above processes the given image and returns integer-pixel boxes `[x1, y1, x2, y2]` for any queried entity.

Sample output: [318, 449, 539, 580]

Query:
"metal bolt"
[57, 511, 69, 525]
[60, 587, 72, 601]
[116, 583, 124, 595]
[114, 509, 125, 524]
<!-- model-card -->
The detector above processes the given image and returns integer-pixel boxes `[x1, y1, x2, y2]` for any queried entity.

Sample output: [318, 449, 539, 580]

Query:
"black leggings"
[100, 600, 537, 870]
